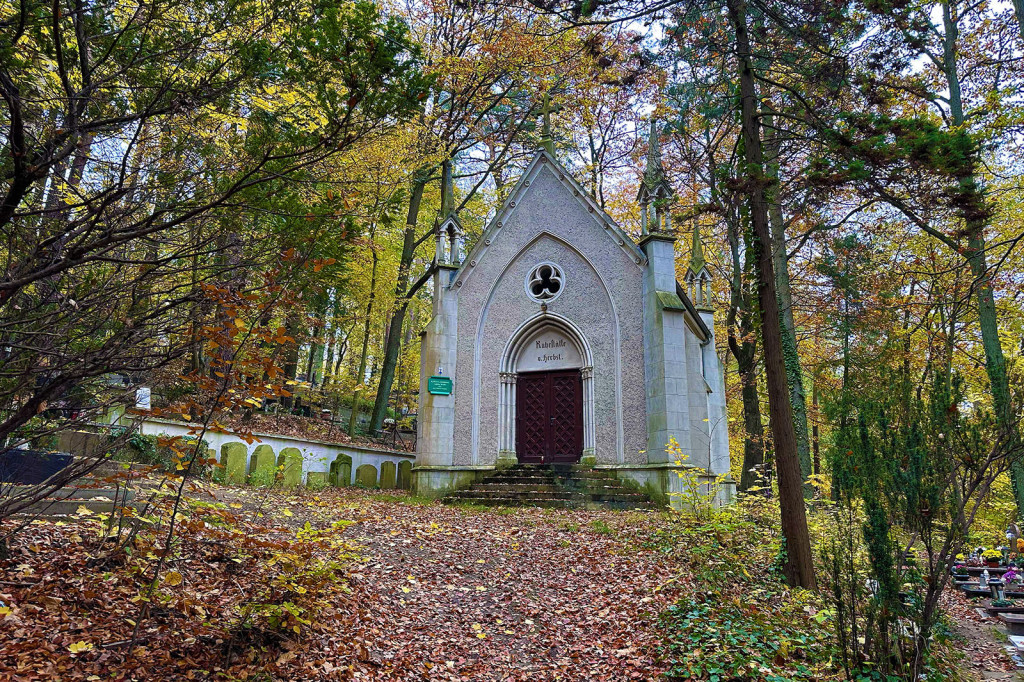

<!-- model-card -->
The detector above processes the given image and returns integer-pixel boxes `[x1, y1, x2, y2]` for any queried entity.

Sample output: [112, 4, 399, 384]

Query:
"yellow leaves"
[281, 508, 294, 517]
[164, 571, 183, 587]
[68, 641, 94, 654]
[471, 623, 486, 638]
[0, 607, 11, 618]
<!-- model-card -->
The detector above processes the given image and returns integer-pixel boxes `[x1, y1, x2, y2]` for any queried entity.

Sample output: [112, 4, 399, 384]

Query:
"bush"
[657, 507, 838, 681]
[115, 433, 211, 477]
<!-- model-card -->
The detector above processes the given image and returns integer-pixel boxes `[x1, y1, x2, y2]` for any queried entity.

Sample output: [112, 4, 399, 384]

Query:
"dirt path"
[330, 492, 679, 681]
[944, 590, 1022, 681]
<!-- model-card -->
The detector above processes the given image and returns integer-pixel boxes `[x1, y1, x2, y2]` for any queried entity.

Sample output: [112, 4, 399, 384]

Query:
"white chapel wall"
[449, 163, 647, 467]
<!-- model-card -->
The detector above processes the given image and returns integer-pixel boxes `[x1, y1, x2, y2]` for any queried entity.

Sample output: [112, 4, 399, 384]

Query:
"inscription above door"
[516, 328, 583, 372]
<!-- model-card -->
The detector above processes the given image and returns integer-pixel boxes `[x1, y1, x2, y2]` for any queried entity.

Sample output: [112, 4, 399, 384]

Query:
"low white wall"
[139, 418, 414, 485]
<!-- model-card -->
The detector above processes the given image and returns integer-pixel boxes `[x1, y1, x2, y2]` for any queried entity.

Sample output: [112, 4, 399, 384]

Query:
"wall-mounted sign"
[428, 375, 453, 395]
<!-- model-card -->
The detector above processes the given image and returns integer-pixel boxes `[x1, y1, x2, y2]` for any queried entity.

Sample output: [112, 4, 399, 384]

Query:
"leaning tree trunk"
[765, 117, 812, 494]
[369, 173, 428, 434]
[728, 0, 817, 589]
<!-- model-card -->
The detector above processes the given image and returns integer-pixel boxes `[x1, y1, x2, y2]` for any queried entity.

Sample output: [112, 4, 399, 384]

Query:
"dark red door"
[515, 370, 583, 464]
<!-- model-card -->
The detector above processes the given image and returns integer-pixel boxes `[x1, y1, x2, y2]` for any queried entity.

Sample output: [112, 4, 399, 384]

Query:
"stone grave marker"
[397, 460, 412, 490]
[248, 444, 276, 485]
[277, 448, 303, 488]
[380, 461, 397, 489]
[329, 453, 352, 487]
[356, 464, 377, 488]
[219, 442, 247, 485]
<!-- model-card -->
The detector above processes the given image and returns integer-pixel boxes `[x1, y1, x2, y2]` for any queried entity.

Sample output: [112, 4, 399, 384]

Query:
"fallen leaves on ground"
[940, 588, 1018, 679]
[1, 486, 683, 680]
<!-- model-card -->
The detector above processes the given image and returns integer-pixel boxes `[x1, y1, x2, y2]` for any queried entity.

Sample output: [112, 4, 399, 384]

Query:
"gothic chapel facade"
[414, 123, 733, 504]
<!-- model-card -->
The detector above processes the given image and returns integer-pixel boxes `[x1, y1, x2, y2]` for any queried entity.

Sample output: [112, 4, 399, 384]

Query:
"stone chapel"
[413, 121, 733, 504]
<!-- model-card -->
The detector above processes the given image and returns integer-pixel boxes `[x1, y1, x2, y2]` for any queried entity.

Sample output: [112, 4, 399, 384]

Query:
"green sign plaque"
[427, 375, 453, 395]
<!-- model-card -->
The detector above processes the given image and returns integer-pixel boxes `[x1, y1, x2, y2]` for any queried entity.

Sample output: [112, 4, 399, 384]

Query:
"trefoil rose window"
[526, 262, 564, 303]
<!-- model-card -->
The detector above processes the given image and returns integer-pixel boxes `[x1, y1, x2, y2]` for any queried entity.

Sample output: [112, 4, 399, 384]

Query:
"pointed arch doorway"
[498, 313, 595, 465]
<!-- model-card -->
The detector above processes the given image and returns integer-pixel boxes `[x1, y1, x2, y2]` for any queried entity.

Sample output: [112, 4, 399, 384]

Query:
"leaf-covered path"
[0, 486, 682, 680]
[331, 491, 679, 680]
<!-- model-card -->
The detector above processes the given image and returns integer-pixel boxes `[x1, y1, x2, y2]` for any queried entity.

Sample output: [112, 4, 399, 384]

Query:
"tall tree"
[725, 0, 816, 588]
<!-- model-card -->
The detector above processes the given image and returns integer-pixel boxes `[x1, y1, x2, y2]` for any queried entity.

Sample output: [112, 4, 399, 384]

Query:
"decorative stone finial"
[540, 92, 556, 156]
[436, 158, 463, 266]
[637, 118, 674, 236]
[439, 158, 454, 219]
[685, 219, 713, 311]
[688, 220, 706, 276]
[644, 118, 663, 187]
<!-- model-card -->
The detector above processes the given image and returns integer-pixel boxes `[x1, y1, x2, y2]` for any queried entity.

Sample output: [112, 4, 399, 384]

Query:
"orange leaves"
[311, 257, 336, 273]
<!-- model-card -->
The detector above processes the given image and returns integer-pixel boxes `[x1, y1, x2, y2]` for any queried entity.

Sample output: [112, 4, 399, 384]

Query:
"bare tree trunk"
[726, 194, 765, 493]
[369, 172, 428, 434]
[939, 0, 1024, 512]
[728, 0, 816, 589]
[281, 311, 301, 409]
[349, 250, 379, 436]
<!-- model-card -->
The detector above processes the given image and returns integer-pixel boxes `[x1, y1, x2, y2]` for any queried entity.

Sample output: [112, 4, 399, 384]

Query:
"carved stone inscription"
[516, 327, 583, 372]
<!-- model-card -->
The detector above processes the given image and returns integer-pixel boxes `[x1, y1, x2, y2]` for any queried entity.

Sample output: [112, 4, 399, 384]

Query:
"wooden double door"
[515, 369, 583, 464]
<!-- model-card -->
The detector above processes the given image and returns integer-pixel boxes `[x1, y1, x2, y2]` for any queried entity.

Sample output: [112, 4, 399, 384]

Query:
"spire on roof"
[540, 92, 556, 156]
[637, 118, 675, 236]
[644, 118, 665, 188]
[688, 220, 706, 276]
[685, 219, 713, 311]
[440, 158, 454, 218]
[436, 158, 463, 266]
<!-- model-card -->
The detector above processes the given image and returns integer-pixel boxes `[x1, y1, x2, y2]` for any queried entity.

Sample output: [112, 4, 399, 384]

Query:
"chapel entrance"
[515, 369, 583, 464]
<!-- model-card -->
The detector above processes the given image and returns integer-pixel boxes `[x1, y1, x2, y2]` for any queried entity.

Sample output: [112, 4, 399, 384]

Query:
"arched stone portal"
[498, 312, 595, 465]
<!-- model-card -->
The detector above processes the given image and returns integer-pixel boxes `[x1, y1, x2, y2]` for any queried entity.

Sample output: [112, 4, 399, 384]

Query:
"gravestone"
[380, 461, 397, 489]
[397, 460, 412, 490]
[355, 464, 377, 488]
[249, 444, 276, 485]
[219, 442, 247, 485]
[306, 471, 328, 488]
[277, 448, 303, 488]
[329, 453, 352, 487]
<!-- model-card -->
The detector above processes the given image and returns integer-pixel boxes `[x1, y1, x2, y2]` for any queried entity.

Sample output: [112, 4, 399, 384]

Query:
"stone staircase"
[2, 457, 143, 518]
[443, 465, 658, 510]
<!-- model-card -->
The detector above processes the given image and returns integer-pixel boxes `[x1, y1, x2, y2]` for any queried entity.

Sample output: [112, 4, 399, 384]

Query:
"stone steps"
[2, 486, 138, 517]
[443, 464, 656, 510]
